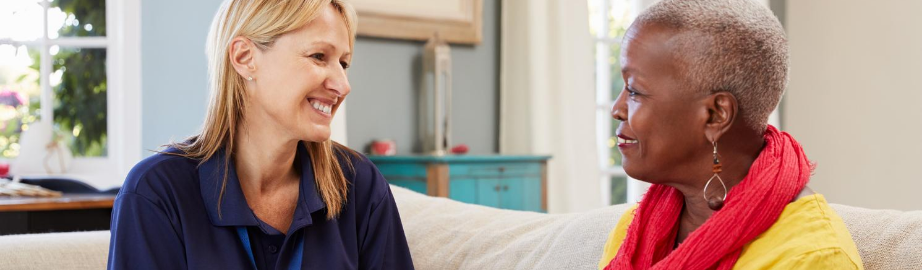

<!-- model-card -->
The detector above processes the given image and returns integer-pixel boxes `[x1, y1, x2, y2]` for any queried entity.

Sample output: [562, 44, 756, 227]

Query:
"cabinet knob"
[494, 185, 501, 191]
[502, 185, 509, 191]
[498, 167, 506, 173]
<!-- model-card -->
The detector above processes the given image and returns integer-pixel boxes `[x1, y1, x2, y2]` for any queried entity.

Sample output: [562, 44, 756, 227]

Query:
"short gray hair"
[635, 0, 788, 132]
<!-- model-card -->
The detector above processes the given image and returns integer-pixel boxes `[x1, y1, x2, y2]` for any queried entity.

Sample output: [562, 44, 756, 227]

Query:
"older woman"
[598, 0, 862, 269]
[107, 0, 413, 269]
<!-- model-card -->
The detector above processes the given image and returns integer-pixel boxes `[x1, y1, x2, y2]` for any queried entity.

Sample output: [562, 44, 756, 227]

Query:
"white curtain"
[500, 0, 602, 213]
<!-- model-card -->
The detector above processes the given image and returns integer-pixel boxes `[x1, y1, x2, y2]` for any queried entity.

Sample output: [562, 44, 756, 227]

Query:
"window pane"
[596, 0, 634, 207]
[608, 43, 621, 91]
[0, 0, 44, 41]
[610, 175, 628, 204]
[607, 0, 632, 38]
[606, 40, 625, 167]
[610, 119, 622, 166]
[49, 0, 106, 39]
[588, 0, 601, 37]
[0, 45, 41, 158]
[609, 43, 625, 99]
[52, 47, 106, 157]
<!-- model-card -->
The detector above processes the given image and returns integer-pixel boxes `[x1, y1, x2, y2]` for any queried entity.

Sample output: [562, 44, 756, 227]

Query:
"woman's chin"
[622, 160, 636, 176]
[300, 127, 331, 143]
[622, 163, 652, 184]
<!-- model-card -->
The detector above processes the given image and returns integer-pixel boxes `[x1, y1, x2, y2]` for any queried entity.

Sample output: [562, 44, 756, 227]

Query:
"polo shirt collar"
[198, 141, 327, 229]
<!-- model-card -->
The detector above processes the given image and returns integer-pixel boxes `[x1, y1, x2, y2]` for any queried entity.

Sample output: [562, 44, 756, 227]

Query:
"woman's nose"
[611, 89, 627, 121]
[324, 68, 351, 97]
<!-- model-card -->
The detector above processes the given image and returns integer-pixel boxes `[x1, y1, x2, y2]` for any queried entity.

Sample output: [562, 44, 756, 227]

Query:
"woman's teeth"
[311, 101, 332, 114]
[617, 138, 638, 144]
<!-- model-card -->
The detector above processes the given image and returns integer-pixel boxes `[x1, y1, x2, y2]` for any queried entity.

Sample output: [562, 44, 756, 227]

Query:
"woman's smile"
[616, 133, 639, 149]
[308, 97, 336, 118]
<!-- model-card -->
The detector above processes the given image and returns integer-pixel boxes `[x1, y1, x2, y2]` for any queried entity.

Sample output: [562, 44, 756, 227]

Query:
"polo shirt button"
[269, 245, 278, 254]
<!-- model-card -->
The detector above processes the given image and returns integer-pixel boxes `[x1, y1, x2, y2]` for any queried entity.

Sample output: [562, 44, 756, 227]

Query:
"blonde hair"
[169, 0, 358, 220]
[634, 0, 788, 132]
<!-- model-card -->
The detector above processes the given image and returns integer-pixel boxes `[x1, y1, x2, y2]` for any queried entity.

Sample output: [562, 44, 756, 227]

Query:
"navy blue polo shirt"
[107, 142, 414, 270]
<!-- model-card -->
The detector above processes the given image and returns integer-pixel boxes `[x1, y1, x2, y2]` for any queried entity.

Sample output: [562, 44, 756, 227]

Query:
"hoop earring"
[704, 140, 728, 210]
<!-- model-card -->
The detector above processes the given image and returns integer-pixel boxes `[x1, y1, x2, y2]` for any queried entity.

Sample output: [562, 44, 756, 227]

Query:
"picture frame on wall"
[349, 0, 483, 45]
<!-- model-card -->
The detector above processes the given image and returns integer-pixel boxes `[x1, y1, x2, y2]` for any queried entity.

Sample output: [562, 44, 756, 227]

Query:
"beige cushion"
[0, 230, 109, 270]
[0, 185, 919, 270]
[831, 204, 922, 270]
[391, 185, 922, 270]
[392, 184, 627, 269]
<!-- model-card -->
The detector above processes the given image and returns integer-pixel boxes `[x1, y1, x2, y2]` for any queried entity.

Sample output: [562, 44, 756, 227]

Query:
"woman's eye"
[340, 61, 350, 69]
[310, 53, 325, 61]
[626, 88, 638, 97]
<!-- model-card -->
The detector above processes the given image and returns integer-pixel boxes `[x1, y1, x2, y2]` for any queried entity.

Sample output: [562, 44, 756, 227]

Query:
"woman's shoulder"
[598, 204, 638, 269]
[331, 143, 374, 180]
[737, 194, 864, 269]
[332, 144, 392, 203]
[120, 148, 200, 201]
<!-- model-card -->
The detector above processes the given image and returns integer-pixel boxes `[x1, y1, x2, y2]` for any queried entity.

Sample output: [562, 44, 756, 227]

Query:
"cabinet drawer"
[387, 178, 427, 195]
[375, 163, 429, 195]
[375, 163, 429, 179]
[449, 177, 543, 212]
[499, 177, 543, 212]
[449, 163, 543, 178]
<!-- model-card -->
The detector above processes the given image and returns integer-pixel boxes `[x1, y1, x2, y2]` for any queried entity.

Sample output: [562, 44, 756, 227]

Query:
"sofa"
[1, 186, 920, 269]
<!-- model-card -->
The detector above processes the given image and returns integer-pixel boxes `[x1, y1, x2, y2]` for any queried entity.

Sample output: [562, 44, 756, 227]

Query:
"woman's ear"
[229, 36, 257, 80]
[704, 92, 738, 142]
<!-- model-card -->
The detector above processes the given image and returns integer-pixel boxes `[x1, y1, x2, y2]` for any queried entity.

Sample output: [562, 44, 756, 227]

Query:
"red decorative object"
[0, 162, 9, 178]
[371, 139, 397, 156]
[450, 144, 469, 155]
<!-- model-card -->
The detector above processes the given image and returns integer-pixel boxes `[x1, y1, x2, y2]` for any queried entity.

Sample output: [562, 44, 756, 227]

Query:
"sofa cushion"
[0, 186, 919, 270]
[392, 185, 627, 269]
[831, 204, 922, 269]
[391, 185, 922, 270]
[0, 230, 109, 270]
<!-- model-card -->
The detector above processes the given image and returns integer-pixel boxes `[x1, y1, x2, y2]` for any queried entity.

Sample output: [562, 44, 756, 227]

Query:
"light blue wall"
[141, 0, 500, 155]
[140, 0, 216, 153]
[345, 0, 500, 155]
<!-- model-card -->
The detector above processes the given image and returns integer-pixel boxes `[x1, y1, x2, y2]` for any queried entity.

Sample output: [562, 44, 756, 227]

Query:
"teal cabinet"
[368, 155, 551, 212]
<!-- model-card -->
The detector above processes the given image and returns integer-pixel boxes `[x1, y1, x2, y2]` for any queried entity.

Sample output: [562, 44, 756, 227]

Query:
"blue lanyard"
[236, 227, 304, 270]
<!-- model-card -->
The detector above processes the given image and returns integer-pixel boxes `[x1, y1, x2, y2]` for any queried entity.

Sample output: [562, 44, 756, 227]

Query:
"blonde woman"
[107, 0, 414, 269]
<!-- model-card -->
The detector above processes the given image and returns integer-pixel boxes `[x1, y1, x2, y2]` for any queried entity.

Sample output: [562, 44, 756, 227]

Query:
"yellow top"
[598, 194, 864, 269]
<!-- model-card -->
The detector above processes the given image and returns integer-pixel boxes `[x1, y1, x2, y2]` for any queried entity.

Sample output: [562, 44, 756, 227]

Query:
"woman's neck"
[672, 128, 764, 245]
[233, 121, 300, 195]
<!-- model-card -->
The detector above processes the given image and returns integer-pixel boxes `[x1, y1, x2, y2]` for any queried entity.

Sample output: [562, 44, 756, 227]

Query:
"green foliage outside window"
[17, 0, 110, 157]
[51, 0, 107, 157]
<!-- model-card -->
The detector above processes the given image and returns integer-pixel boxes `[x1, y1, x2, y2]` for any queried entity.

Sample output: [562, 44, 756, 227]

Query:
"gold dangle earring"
[704, 140, 727, 210]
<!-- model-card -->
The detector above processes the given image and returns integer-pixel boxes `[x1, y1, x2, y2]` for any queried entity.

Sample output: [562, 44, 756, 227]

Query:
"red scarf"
[605, 125, 811, 270]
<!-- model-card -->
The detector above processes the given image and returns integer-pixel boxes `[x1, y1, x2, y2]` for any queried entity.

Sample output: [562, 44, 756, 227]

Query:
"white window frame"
[593, 0, 648, 205]
[0, 0, 141, 189]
